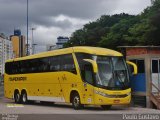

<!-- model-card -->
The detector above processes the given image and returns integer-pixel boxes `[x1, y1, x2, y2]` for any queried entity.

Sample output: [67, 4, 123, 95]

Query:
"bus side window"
[19, 61, 23, 73]
[50, 56, 61, 72]
[29, 59, 37, 73]
[5, 62, 11, 74]
[12, 62, 19, 74]
[75, 53, 93, 82]
[10, 62, 14, 74]
[61, 54, 77, 74]
[39, 57, 50, 72]
[83, 64, 94, 85]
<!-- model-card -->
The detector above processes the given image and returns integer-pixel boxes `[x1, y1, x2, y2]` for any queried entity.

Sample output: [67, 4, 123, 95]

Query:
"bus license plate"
[114, 100, 120, 103]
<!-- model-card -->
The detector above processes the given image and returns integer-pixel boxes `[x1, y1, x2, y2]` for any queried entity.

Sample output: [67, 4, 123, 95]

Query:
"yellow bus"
[4, 46, 137, 109]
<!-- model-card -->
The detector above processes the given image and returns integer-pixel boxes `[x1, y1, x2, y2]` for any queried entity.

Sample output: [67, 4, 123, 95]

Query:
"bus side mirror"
[83, 59, 98, 73]
[126, 61, 137, 75]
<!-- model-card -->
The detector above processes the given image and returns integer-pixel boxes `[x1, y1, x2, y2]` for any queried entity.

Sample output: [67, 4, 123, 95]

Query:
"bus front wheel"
[14, 91, 21, 103]
[72, 93, 83, 110]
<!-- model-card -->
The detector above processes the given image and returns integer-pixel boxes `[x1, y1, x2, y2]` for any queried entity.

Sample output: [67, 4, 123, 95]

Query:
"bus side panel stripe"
[27, 96, 65, 102]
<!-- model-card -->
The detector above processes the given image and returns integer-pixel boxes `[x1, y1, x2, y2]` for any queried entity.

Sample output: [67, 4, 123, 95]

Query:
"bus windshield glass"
[95, 56, 129, 90]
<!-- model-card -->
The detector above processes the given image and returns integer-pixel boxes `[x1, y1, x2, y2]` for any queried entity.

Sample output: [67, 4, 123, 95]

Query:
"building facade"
[10, 30, 26, 58]
[46, 36, 69, 51]
[56, 36, 69, 49]
[119, 46, 160, 109]
[0, 34, 13, 74]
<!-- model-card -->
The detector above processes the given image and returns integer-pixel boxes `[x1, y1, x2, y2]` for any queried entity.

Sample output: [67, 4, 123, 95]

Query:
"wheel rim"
[22, 94, 27, 103]
[15, 93, 20, 102]
[73, 96, 80, 107]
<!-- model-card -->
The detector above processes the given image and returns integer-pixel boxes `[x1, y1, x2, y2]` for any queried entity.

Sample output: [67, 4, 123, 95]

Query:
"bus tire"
[14, 91, 21, 103]
[101, 105, 112, 110]
[72, 93, 83, 110]
[21, 91, 28, 104]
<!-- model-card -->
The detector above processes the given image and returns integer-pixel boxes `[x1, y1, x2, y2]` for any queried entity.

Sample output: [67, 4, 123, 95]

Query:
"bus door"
[82, 63, 94, 104]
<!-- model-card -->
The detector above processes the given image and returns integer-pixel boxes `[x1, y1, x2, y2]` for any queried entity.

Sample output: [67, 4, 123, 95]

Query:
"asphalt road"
[0, 85, 160, 120]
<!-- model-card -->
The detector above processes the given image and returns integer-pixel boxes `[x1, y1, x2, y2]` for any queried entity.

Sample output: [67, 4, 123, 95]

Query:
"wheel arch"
[13, 89, 21, 103]
[70, 90, 80, 103]
[14, 89, 20, 97]
[21, 89, 28, 95]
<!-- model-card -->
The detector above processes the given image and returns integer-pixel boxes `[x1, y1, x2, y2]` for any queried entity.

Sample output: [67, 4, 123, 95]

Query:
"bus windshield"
[95, 56, 130, 90]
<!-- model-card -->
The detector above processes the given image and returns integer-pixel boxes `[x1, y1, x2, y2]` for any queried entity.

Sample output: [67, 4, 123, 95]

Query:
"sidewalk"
[0, 85, 4, 98]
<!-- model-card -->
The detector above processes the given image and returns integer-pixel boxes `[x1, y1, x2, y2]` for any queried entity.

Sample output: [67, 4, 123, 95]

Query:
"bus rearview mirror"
[126, 61, 137, 75]
[83, 59, 98, 73]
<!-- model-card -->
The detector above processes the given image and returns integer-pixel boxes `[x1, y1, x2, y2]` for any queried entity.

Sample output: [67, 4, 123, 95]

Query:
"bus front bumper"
[94, 93, 131, 105]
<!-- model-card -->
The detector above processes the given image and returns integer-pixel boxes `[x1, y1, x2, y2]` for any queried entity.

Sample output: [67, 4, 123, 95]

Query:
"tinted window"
[75, 53, 92, 70]
[5, 62, 12, 74]
[12, 62, 19, 74]
[60, 54, 76, 74]
[50, 56, 60, 71]
[84, 64, 94, 85]
[75, 53, 94, 84]
[5, 54, 76, 74]
[38, 57, 50, 72]
[30, 59, 38, 73]
[75, 53, 92, 64]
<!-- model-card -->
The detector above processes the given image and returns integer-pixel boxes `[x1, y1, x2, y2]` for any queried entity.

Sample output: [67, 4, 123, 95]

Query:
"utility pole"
[26, 0, 29, 55]
[31, 27, 36, 54]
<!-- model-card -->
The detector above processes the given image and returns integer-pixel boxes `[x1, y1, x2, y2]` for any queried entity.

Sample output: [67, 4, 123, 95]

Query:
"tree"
[65, 13, 136, 48]
[65, 0, 160, 49]
[99, 16, 139, 49]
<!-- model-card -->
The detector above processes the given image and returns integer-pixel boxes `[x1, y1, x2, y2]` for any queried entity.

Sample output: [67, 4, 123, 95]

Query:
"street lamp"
[33, 43, 37, 54]
[26, 0, 29, 56]
[30, 27, 36, 54]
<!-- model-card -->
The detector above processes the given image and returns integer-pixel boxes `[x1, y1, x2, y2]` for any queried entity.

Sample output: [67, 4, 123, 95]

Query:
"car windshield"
[95, 56, 129, 90]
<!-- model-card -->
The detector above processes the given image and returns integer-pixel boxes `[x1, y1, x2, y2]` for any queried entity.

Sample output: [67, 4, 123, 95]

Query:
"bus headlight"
[126, 92, 131, 96]
[95, 90, 110, 97]
[95, 90, 130, 98]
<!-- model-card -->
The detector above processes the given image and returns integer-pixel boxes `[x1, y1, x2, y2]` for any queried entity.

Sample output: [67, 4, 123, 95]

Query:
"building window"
[130, 59, 145, 73]
[152, 60, 158, 73]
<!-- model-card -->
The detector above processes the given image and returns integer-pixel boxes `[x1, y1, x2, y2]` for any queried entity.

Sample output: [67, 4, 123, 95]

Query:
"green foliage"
[99, 16, 140, 49]
[64, 0, 160, 49]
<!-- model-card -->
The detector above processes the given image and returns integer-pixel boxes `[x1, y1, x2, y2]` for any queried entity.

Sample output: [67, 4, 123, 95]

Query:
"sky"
[0, 0, 151, 53]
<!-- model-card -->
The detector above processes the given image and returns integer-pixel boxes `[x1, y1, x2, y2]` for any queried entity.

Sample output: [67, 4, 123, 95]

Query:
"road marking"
[7, 104, 24, 108]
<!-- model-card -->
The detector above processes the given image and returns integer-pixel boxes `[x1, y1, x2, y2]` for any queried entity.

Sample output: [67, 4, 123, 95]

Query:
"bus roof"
[73, 46, 122, 56]
[6, 46, 122, 62]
